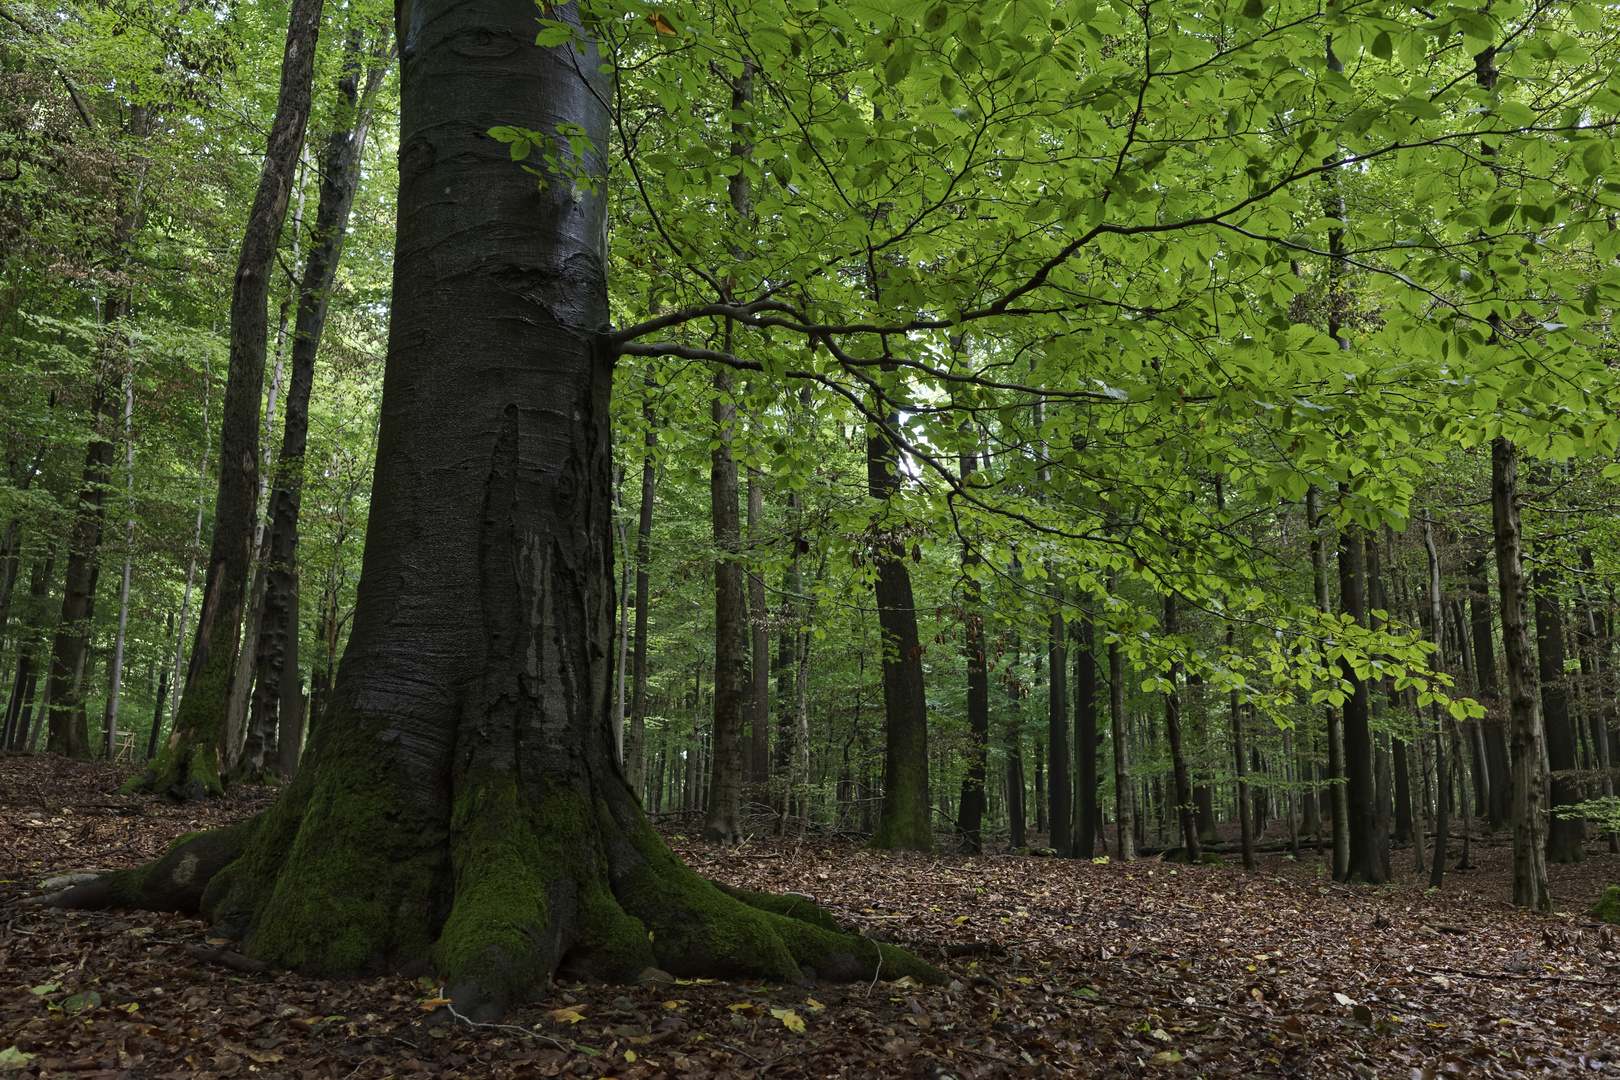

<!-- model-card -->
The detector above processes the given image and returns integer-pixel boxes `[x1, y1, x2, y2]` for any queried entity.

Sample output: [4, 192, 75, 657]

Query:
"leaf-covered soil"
[2, 755, 1618, 1079]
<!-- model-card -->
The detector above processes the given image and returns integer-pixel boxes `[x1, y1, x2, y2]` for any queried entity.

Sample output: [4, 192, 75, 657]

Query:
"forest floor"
[2, 756, 1618, 1080]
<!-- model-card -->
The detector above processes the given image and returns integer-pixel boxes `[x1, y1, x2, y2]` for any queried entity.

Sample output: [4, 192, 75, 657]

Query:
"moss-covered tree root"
[59, 755, 943, 1021]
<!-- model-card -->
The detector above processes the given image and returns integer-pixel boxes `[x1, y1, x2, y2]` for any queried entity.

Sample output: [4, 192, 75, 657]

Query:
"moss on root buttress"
[211, 719, 450, 975]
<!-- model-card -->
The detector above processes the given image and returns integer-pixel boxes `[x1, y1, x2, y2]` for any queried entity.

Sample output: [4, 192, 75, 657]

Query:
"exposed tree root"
[58, 752, 943, 1021]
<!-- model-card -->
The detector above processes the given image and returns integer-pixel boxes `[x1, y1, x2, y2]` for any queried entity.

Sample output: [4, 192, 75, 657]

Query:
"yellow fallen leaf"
[727, 1002, 757, 1012]
[772, 1008, 805, 1033]
[892, 975, 920, 987]
[624, 1050, 637, 1063]
[550, 1006, 587, 1024]
[804, 998, 825, 1012]
[418, 998, 451, 1010]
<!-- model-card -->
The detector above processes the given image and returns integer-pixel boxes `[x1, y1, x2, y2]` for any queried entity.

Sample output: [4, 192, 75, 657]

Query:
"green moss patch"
[1590, 886, 1620, 925]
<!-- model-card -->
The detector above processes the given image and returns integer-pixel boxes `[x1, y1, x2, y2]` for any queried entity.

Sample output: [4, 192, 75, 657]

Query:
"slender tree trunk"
[746, 462, 768, 788]
[46, 373, 117, 760]
[3, 547, 54, 751]
[1533, 531, 1585, 863]
[705, 364, 748, 844]
[137, 0, 323, 799]
[1048, 600, 1070, 855]
[1074, 616, 1097, 858]
[1338, 510, 1382, 883]
[1307, 486, 1349, 878]
[627, 417, 656, 797]
[101, 367, 137, 758]
[1107, 580, 1133, 861]
[867, 407, 931, 852]
[1162, 591, 1200, 863]
[1492, 437, 1551, 910]
[1229, 627, 1254, 869]
[956, 469, 989, 853]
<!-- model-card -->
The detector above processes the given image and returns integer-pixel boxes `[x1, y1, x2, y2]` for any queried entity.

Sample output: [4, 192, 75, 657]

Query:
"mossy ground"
[66, 740, 944, 1022]
[1591, 885, 1620, 924]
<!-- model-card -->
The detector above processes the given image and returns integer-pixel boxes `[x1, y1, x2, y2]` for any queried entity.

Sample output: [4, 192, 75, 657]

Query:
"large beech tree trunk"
[62, 0, 938, 1020]
[136, 0, 323, 799]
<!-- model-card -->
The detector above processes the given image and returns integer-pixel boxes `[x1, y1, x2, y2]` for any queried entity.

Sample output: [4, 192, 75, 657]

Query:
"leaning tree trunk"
[243, 27, 393, 782]
[133, 0, 323, 800]
[61, 0, 939, 1021]
[1492, 437, 1550, 911]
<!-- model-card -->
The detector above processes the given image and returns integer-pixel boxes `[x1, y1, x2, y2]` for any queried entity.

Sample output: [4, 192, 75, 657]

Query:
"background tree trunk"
[139, 0, 324, 799]
[1492, 437, 1550, 910]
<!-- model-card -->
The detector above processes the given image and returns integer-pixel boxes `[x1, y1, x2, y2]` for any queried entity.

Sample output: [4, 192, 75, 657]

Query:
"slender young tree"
[243, 22, 394, 779]
[1492, 438, 1551, 910]
[136, 0, 324, 798]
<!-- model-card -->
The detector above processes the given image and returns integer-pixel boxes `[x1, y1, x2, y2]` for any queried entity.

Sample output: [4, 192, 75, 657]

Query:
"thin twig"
[443, 1000, 572, 1051]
